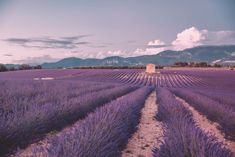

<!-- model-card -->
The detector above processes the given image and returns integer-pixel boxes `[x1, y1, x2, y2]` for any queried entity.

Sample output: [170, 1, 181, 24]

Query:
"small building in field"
[146, 64, 155, 73]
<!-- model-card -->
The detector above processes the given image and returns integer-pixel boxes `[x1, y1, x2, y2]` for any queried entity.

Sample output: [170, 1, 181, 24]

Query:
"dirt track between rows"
[121, 92, 163, 157]
[175, 96, 235, 155]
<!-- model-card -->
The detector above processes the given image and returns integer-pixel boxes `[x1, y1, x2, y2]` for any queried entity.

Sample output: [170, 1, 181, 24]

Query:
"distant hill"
[4, 64, 20, 69]
[2, 45, 235, 69]
[41, 45, 235, 68]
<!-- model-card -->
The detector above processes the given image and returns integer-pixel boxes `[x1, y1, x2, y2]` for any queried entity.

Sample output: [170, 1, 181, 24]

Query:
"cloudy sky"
[0, 0, 235, 64]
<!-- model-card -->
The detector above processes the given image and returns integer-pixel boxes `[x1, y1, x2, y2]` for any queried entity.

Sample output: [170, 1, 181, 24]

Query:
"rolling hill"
[41, 45, 235, 68]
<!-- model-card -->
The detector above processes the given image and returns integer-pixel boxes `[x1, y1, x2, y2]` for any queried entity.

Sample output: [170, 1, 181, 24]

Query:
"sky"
[0, 0, 235, 64]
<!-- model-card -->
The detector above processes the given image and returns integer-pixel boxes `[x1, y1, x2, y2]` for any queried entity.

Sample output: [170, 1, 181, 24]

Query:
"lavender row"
[194, 89, 235, 110]
[0, 69, 87, 80]
[0, 83, 137, 156]
[78, 71, 205, 88]
[0, 80, 118, 112]
[153, 88, 232, 157]
[172, 89, 235, 140]
[16, 87, 152, 157]
[2, 69, 235, 90]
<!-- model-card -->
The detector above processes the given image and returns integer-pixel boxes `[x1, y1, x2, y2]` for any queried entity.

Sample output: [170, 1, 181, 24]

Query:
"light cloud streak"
[4, 35, 90, 49]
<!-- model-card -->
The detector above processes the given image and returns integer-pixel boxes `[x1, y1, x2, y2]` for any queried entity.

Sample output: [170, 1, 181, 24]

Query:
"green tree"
[0, 64, 8, 72]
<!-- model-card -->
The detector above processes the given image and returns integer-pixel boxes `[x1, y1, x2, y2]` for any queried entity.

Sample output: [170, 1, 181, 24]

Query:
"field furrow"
[153, 88, 233, 157]
[175, 96, 235, 155]
[15, 87, 152, 157]
[172, 89, 235, 140]
[0, 83, 137, 156]
[121, 91, 163, 157]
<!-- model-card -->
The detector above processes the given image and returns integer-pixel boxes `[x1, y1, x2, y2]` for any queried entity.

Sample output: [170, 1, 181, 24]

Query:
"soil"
[15, 91, 162, 157]
[121, 92, 163, 157]
[175, 96, 235, 155]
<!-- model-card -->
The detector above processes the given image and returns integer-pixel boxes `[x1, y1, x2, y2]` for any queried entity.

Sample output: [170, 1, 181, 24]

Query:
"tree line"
[70, 65, 164, 69]
[1, 62, 234, 72]
[0, 64, 42, 72]
[173, 62, 223, 68]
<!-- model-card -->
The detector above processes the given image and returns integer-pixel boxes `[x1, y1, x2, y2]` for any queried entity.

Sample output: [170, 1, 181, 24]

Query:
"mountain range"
[41, 45, 235, 68]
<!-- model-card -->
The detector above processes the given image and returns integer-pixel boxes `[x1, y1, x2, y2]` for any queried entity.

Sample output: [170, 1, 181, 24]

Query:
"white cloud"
[133, 48, 145, 56]
[205, 30, 235, 45]
[171, 27, 208, 50]
[13, 55, 60, 64]
[129, 27, 235, 56]
[215, 31, 235, 40]
[1, 26, 235, 64]
[96, 50, 124, 58]
[145, 47, 166, 55]
[171, 27, 235, 50]
[148, 40, 165, 46]
[95, 39, 168, 58]
[146, 39, 167, 55]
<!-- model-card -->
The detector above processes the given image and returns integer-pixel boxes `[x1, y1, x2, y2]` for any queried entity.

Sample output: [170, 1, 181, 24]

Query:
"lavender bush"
[0, 69, 87, 80]
[153, 88, 233, 157]
[0, 80, 137, 156]
[194, 89, 235, 110]
[0, 69, 235, 156]
[16, 87, 152, 157]
[0, 80, 117, 111]
[172, 89, 235, 140]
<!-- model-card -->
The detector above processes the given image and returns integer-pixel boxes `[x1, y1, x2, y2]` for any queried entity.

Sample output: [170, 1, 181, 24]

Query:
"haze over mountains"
[41, 45, 235, 68]
[3, 45, 235, 69]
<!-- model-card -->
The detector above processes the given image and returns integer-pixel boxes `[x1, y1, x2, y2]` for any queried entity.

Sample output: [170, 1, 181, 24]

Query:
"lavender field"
[0, 68, 235, 157]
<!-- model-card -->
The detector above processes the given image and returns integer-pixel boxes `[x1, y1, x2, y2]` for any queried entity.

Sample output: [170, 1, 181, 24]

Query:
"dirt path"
[121, 91, 163, 157]
[175, 96, 235, 155]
